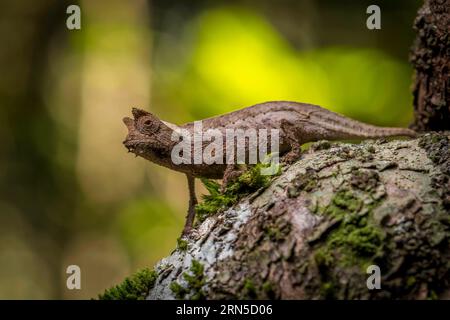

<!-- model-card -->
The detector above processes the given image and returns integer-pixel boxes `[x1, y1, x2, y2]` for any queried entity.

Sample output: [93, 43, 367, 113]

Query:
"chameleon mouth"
[123, 116, 144, 154]
[125, 144, 136, 153]
[123, 137, 149, 157]
[123, 139, 140, 153]
[123, 140, 146, 157]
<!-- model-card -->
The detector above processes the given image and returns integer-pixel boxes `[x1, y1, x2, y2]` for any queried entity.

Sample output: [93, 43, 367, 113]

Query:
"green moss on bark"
[98, 268, 157, 300]
[170, 260, 206, 300]
[196, 162, 278, 222]
[177, 237, 189, 251]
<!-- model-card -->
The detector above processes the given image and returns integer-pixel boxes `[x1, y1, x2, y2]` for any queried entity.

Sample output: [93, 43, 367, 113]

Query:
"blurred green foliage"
[116, 198, 181, 263]
[156, 8, 412, 126]
[0, 0, 419, 299]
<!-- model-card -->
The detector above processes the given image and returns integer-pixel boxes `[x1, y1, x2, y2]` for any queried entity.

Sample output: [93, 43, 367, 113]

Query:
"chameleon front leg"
[221, 164, 245, 193]
[182, 174, 198, 236]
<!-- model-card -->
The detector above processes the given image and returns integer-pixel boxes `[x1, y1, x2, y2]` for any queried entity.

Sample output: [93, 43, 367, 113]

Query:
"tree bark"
[148, 134, 450, 299]
[410, 0, 449, 131]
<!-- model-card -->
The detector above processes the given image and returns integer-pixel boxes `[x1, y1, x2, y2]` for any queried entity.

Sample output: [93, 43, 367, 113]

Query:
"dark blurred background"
[0, 0, 421, 299]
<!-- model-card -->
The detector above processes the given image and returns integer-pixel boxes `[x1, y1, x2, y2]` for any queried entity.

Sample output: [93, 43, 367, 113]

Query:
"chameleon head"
[122, 107, 171, 157]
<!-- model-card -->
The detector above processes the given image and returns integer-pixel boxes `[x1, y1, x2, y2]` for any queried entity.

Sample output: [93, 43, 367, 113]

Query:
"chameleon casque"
[122, 101, 416, 235]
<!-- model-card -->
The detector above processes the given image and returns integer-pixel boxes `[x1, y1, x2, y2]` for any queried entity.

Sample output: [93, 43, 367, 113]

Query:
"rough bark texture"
[148, 133, 450, 300]
[410, 0, 449, 131]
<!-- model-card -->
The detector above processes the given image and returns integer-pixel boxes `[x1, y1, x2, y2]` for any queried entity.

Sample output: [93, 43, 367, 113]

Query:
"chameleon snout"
[123, 117, 134, 130]
[122, 117, 140, 153]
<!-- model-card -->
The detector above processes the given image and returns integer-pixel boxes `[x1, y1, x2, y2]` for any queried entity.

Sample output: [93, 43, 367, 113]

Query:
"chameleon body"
[122, 101, 416, 235]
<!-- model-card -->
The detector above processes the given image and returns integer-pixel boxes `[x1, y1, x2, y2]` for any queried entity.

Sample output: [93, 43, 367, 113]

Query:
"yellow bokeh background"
[0, 0, 420, 298]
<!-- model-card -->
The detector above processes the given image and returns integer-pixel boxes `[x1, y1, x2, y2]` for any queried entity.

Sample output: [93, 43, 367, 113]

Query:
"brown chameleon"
[122, 101, 416, 235]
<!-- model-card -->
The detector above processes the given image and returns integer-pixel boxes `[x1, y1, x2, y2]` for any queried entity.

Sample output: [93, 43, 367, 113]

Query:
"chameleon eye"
[138, 116, 160, 134]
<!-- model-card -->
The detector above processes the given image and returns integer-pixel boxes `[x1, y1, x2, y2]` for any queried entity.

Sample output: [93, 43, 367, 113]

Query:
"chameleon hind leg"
[280, 120, 302, 164]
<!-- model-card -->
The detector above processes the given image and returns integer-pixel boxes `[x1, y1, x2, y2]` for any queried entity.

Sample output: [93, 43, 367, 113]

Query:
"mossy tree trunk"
[410, 0, 449, 131]
[148, 134, 449, 299]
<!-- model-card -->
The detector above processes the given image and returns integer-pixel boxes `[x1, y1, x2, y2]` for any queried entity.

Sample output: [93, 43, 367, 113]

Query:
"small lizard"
[122, 101, 416, 235]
